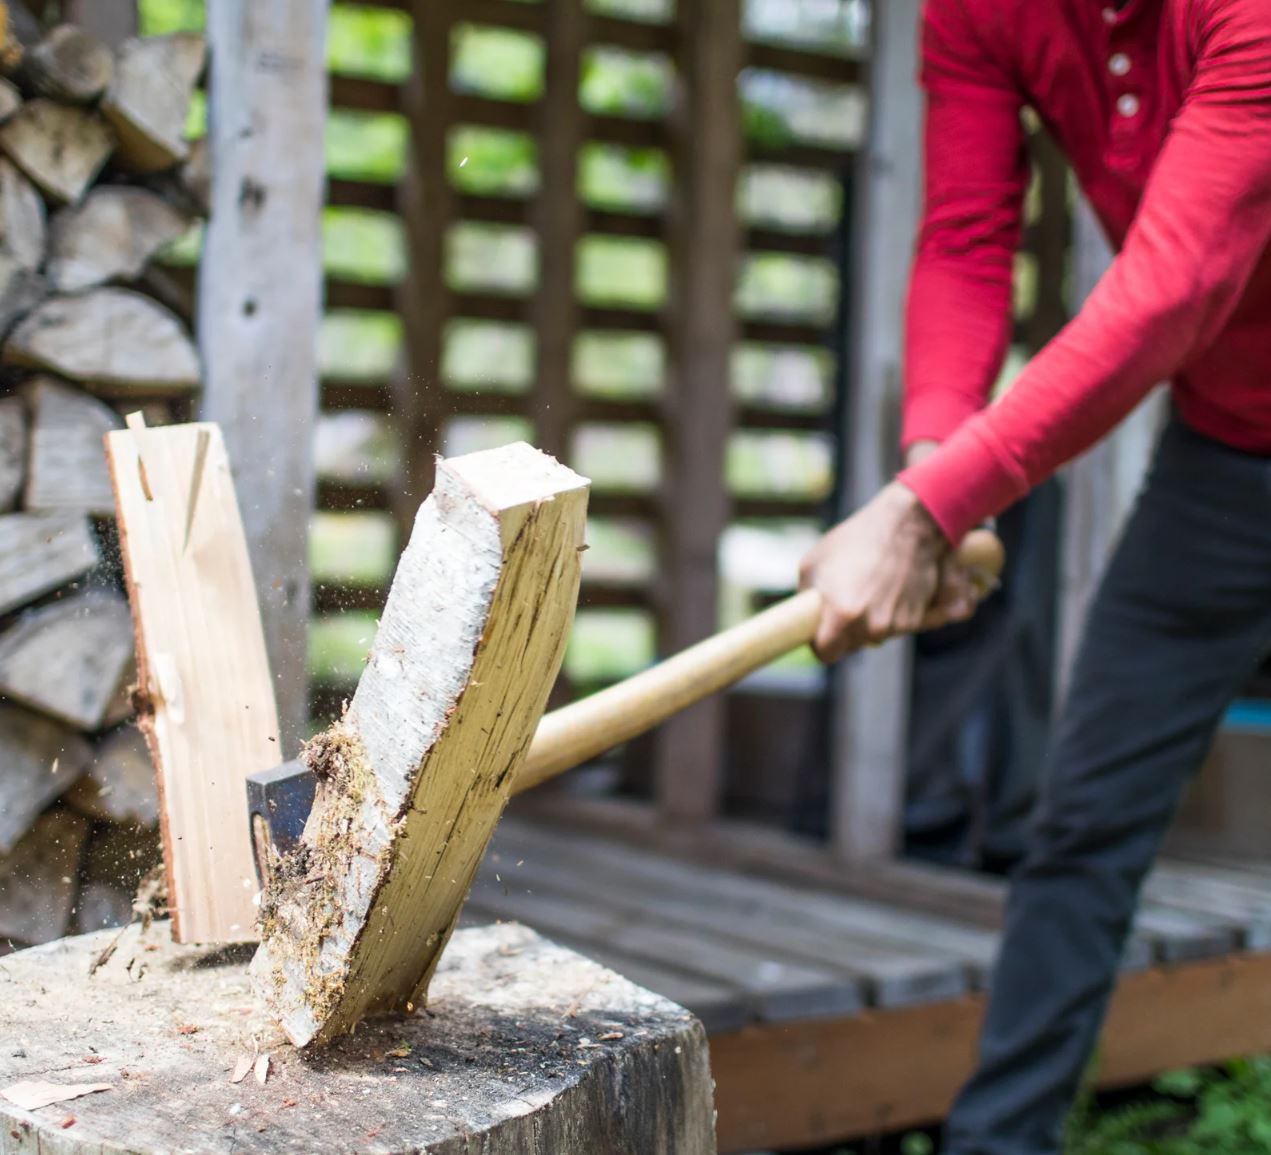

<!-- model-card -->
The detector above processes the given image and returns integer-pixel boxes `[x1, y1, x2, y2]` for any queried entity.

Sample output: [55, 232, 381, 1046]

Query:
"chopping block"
[0, 923, 716, 1154]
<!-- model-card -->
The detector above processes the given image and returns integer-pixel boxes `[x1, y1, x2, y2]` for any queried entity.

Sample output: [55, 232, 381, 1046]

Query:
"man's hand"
[798, 481, 951, 663]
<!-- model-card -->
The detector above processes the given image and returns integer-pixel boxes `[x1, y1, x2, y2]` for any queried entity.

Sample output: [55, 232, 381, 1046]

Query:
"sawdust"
[255, 719, 392, 1025]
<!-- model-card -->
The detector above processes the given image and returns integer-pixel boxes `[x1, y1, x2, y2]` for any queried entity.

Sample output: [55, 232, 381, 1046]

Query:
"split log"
[101, 33, 205, 173]
[4, 288, 201, 393]
[73, 881, 133, 934]
[0, 511, 99, 616]
[4, 24, 114, 104]
[0, 922, 716, 1154]
[253, 443, 589, 1048]
[105, 421, 280, 945]
[47, 186, 191, 292]
[0, 78, 18, 121]
[0, 155, 43, 269]
[0, 808, 90, 944]
[23, 377, 123, 515]
[0, 589, 134, 730]
[0, 98, 114, 203]
[67, 726, 157, 826]
[0, 703, 92, 854]
[0, 392, 22, 510]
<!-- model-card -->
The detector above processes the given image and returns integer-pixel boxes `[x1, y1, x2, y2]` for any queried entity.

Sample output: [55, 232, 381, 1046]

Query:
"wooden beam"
[253, 443, 589, 1048]
[529, 0, 585, 461]
[653, 0, 741, 823]
[198, 0, 328, 753]
[828, 0, 923, 862]
[105, 421, 281, 945]
[710, 950, 1271, 1153]
[394, 0, 453, 531]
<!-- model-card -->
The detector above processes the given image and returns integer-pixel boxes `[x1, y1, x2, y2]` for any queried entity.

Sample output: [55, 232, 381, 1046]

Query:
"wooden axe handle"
[514, 527, 1005, 793]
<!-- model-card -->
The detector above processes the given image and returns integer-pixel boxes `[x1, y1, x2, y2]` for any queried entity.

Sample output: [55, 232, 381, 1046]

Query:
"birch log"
[47, 185, 190, 292]
[253, 443, 590, 1049]
[101, 33, 204, 173]
[23, 376, 123, 514]
[4, 288, 200, 392]
[0, 98, 114, 203]
[0, 511, 98, 616]
[0, 589, 134, 730]
[0, 703, 91, 854]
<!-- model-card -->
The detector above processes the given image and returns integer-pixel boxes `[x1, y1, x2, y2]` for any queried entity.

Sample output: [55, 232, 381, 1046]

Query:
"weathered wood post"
[0, 923, 718, 1154]
[198, 0, 329, 751]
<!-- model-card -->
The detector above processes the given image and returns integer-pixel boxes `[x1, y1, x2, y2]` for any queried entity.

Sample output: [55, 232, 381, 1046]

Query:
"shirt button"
[1102, 6, 1118, 22]
[1117, 93, 1141, 117]
[1109, 53, 1132, 76]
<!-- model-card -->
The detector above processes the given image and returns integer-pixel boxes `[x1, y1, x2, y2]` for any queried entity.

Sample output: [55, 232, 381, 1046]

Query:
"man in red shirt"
[800, 0, 1271, 1151]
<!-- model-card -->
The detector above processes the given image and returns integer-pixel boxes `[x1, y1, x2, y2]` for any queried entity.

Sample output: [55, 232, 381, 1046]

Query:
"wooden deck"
[463, 816, 1271, 1152]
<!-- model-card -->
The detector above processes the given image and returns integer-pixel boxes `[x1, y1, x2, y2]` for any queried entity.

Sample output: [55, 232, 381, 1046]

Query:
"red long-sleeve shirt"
[897, 0, 1271, 543]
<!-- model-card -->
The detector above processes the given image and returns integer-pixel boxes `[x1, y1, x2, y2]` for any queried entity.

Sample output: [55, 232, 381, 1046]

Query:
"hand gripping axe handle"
[248, 528, 1005, 883]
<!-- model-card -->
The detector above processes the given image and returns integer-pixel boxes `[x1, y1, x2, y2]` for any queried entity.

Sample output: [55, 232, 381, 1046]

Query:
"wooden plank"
[198, 1, 328, 751]
[654, 0, 742, 822]
[748, 41, 864, 85]
[710, 951, 1271, 1153]
[393, 0, 455, 530]
[827, 0, 921, 863]
[253, 443, 590, 1048]
[529, 0, 585, 461]
[0, 511, 99, 616]
[0, 704, 91, 854]
[467, 883, 864, 1023]
[0, 589, 134, 731]
[23, 376, 122, 516]
[475, 846, 967, 1008]
[105, 421, 281, 945]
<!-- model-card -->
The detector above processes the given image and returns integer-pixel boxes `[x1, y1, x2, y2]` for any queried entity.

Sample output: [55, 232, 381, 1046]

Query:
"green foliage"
[138, 0, 204, 35]
[328, 5, 411, 81]
[580, 47, 672, 118]
[451, 25, 544, 102]
[1063, 1060, 1271, 1154]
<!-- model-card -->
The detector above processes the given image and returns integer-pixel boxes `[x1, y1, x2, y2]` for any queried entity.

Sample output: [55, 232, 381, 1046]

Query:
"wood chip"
[0, 1081, 111, 1111]
[253, 1054, 270, 1086]
[229, 1055, 252, 1085]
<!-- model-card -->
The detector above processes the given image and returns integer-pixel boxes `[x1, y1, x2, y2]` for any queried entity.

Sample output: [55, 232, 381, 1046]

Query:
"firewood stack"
[0, 2, 206, 954]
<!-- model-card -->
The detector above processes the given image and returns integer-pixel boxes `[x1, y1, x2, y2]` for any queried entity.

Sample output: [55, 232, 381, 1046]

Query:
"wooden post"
[529, 0, 585, 462]
[197, 0, 329, 752]
[394, 0, 454, 534]
[655, 0, 742, 824]
[1055, 197, 1164, 700]
[829, 0, 923, 862]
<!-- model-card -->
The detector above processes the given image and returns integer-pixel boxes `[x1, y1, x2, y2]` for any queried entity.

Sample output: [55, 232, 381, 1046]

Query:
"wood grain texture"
[655, 0, 742, 823]
[0, 393, 23, 510]
[7, 22, 114, 104]
[0, 703, 91, 854]
[0, 807, 89, 944]
[0, 922, 716, 1155]
[47, 185, 190, 292]
[100, 33, 204, 172]
[253, 443, 590, 1048]
[710, 951, 1271, 1153]
[23, 376, 122, 515]
[105, 421, 280, 944]
[67, 725, 157, 825]
[0, 98, 114, 202]
[5, 288, 200, 392]
[0, 155, 43, 269]
[198, 2, 326, 750]
[0, 589, 133, 730]
[830, 0, 923, 862]
[0, 511, 99, 616]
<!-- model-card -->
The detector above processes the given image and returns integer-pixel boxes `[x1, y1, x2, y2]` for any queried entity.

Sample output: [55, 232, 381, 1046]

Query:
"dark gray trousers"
[944, 417, 1271, 1155]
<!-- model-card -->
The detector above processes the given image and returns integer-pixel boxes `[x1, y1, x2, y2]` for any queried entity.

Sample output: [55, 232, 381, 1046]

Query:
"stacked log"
[0, 4, 204, 955]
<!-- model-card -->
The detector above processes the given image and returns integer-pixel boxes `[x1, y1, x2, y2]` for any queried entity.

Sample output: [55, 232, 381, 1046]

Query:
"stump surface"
[0, 921, 716, 1155]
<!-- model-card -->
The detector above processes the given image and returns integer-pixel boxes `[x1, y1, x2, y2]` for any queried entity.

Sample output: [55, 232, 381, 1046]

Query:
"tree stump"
[0, 921, 717, 1155]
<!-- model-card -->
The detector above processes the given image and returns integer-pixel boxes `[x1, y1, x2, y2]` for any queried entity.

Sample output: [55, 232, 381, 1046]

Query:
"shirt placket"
[1101, 3, 1145, 171]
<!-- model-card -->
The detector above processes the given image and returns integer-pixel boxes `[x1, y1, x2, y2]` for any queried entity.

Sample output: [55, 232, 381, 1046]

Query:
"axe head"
[246, 760, 315, 888]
